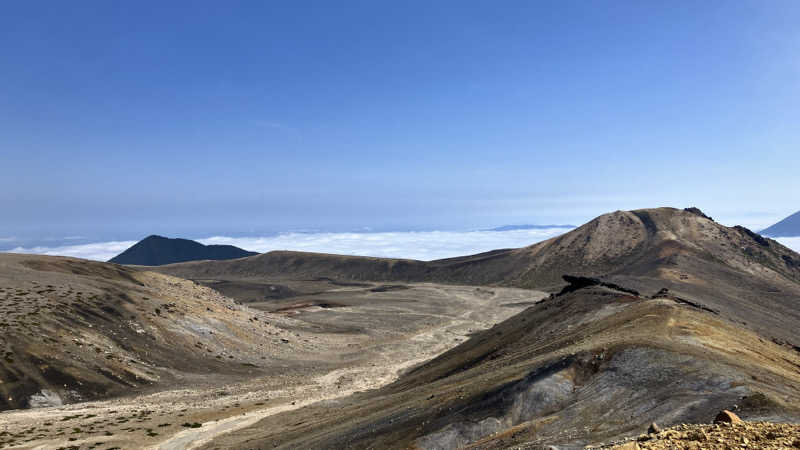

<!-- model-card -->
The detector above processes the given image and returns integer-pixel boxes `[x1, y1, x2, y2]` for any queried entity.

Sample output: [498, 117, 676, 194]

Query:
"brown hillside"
[0, 253, 316, 411]
[157, 207, 800, 346]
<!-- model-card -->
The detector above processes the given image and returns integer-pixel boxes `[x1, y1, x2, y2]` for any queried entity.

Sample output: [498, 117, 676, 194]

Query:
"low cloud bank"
[8, 241, 137, 262]
[776, 237, 800, 254]
[6, 228, 573, 262]
[198, 228, 573, 261]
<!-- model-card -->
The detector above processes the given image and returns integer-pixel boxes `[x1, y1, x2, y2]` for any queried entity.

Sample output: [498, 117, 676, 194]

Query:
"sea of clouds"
[5, 230, 800, 263]
[777, 237, 800, 254]
[5, 227, 575, 262]
[7, 240, 139, 262]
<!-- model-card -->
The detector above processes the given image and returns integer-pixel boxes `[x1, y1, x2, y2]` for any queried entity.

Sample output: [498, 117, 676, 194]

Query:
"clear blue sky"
[2, 1, 799, 242]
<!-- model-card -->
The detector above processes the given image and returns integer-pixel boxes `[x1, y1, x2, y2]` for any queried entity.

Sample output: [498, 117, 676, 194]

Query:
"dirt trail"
[154, 347, 446, 450]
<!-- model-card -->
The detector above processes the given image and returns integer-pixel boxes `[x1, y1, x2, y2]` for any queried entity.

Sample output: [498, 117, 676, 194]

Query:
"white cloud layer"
[6, 230, 799, 264]
[776, 237, 800, 254]
[5, 228, 572, 262]
[8, 240, 138, 262]
[198, 228, 573, 261]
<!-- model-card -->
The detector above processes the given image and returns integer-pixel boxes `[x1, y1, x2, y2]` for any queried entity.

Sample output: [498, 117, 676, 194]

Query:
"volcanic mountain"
[108, 234, 257, 266]
[762, 210, 800, 237]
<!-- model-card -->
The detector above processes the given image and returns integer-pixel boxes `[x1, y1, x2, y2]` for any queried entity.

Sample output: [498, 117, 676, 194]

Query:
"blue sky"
[2, 1, 800, 246]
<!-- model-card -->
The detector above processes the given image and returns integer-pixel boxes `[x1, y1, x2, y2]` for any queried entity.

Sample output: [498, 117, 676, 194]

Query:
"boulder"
[647, 422, 662, 434]
[714, 410, 742, 425]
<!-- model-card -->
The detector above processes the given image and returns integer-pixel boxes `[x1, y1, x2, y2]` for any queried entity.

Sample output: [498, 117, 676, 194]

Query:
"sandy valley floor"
[0, 282, 545, 450]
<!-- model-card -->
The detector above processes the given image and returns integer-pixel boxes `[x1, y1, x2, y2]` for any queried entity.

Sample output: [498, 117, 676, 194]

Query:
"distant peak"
[761, 210, 800, 237]
[108, 235, 256, 265]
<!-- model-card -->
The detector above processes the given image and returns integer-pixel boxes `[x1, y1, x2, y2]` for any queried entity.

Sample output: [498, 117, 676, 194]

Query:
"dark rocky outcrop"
[684, 207, 713, 221]
[651, 287, 718, 315]
[734, 226, 771, 247]
[557, 275, 640, 296]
